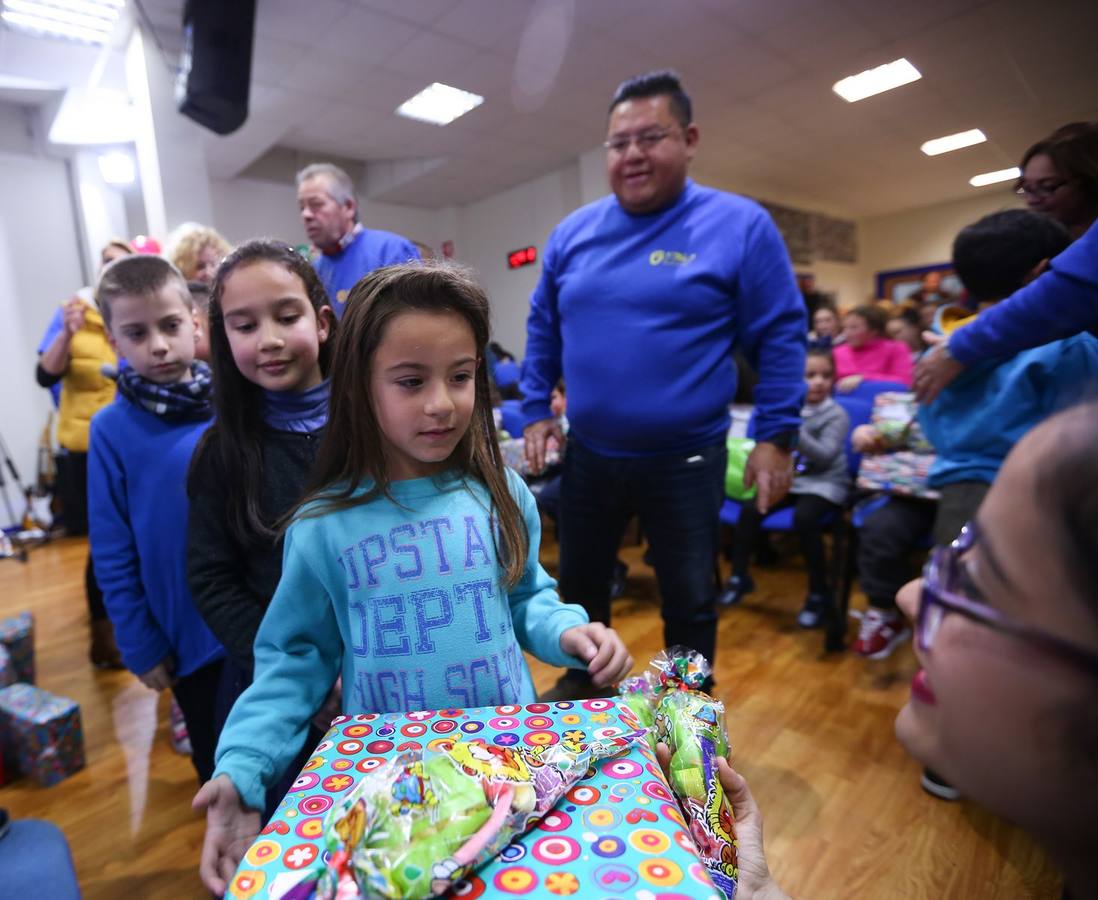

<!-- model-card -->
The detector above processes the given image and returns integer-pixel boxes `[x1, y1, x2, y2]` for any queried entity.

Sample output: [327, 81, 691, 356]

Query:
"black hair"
[892, 305, 921, 328]
[609, 69, 692, 128]
[187, 280, 211, 314]
[952, 209, 1070, 303]
[805, 346, 835, 374]
[1019, 121, 1098, 204]
[189, 239, 337, 545]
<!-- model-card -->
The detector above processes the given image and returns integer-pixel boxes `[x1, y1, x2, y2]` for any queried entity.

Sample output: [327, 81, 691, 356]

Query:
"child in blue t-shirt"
[87, 255, 225, 782]
[194, 261, 634, 895]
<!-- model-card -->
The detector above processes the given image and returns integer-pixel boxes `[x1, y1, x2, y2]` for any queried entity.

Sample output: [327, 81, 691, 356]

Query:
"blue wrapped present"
[0, 683, 85, 786]
[0, 611, 34, 684]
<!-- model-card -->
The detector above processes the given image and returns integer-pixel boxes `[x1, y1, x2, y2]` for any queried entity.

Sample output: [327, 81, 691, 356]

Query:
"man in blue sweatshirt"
[88, 255, 224, 782]
[521, 70, 806, 696]
[296, 162, 420, 317]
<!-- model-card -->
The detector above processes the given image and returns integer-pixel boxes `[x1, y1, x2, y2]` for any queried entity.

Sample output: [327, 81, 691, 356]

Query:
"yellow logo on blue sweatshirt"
[649, 249, 696, 266]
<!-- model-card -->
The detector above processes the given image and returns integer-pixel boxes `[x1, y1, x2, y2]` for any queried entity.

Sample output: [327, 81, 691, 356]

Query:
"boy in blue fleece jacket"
[88, 255, 224, 781]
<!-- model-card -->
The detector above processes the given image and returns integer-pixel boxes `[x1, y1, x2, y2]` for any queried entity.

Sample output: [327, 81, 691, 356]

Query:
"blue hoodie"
[919, 322, 1098, 486]
[521, 180, 806, 454]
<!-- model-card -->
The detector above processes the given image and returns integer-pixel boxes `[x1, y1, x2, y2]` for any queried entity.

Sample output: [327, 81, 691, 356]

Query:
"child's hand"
[62, 297, 87, 336]
[850, 424, 884, 454]
[193, 774, 262, 896]
[560, 623, 633, 688]
[836, 374, 863, 393]
[137, 656, 176, 692]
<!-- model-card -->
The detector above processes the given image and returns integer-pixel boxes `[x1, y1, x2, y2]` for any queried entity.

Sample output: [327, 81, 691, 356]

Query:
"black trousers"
[559, 439, 726, 667]
[858, 497, 936, 611]
[171, 657, 225, 783]
[732, 493, 840, 594]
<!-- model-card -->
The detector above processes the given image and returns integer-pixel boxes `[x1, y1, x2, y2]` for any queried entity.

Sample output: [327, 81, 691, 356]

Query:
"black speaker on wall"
[176, 0, 256, 135]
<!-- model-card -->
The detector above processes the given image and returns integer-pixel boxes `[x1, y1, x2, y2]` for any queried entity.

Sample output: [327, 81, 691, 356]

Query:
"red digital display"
[507, 246, 537, 269]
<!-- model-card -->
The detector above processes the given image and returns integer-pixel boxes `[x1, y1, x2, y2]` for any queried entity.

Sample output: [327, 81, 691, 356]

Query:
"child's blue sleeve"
[213, 523, 342, 813]
[87, 414, 173, 676]
[504, 470, 588, 668]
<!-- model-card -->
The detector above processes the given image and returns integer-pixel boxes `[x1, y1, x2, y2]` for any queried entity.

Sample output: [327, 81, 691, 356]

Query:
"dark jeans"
[559, 438, 726, 666]
[732, 493, 839, 594]
[858, 496, 936, 610]
[55, 450, 88, 535]
[171, 657, 225, 783]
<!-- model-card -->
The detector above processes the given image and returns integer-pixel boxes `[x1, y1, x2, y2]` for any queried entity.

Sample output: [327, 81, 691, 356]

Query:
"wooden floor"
[0, 535, 1060, 899]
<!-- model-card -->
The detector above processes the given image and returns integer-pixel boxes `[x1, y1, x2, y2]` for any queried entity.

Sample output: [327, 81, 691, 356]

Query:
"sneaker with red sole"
[851, 608, 911, 660]
[169, 698, 192, 756]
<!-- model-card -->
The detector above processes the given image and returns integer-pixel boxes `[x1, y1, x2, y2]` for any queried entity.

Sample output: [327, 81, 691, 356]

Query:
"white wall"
[0, 150, 86, 503]
[451, 162, 583, 356]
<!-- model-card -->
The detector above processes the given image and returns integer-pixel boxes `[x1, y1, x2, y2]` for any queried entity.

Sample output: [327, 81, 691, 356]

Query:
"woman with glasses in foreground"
[701, 399, 1098, 900]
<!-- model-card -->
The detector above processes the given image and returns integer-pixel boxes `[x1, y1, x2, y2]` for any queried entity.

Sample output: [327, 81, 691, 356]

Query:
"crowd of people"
[26, 70, 1098, 898]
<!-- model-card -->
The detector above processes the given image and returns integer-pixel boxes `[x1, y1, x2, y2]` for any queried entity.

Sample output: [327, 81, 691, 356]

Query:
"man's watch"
[762, 429, 799, 451]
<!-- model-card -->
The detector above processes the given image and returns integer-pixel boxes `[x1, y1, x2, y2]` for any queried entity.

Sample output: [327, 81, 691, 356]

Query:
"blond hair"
[168, 224, 232, 281]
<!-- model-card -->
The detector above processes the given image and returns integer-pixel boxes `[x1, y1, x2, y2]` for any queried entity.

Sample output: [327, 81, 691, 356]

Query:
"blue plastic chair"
[494, 359, 521, 389]
[0, 819, 81, 899]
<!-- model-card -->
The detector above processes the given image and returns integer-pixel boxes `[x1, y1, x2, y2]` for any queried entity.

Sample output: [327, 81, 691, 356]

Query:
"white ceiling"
[5, 0, 1098, 217]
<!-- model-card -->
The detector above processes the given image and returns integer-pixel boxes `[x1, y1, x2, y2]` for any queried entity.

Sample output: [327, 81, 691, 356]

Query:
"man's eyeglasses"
[603, 127, 677, 154]
[1014, 179, 1069, 199]
[918, 521, 1098, 675]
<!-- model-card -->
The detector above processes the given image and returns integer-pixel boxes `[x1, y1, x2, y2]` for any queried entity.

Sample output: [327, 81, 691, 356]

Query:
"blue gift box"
[0, 611, 34, 684]
[0, 683, 85, 786]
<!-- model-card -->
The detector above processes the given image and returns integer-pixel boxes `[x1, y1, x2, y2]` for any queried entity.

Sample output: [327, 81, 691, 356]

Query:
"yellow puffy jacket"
[56, 302, 117, 453]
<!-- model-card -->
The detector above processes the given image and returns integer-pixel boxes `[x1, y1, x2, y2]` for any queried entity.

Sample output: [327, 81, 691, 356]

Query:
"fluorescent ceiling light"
[98, 150, 134, 185]
[396, 82, 483, 126]
[969, 167, 1021, 187]
[832, 58, 922, 103]
[1, 0, 121, 44]
[921, 128, 987, 156]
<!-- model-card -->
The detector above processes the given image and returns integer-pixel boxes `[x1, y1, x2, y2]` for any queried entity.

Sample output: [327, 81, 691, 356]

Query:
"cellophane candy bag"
[300, 730, 640, 899]
[621, 646, 739, 898]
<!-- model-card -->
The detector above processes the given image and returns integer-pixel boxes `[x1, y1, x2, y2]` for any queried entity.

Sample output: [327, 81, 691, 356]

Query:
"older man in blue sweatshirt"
[296, 162, 419, 318]
[522, 71, 806, 697]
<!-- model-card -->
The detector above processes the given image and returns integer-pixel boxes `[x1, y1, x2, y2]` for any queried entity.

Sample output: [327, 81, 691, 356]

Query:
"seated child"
[852, 209, 1098, 663]
[886, 304, 927, 363]
[808, 305, 841, 350]
[194, 262, 634, 896]
[87, 255, 225, 782]
[720, 348, 850, 627]
[833, 304, 913, 391]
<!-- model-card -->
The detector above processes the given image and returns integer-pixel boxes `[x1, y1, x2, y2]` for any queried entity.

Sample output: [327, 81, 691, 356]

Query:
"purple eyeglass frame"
[918, 521, 1098, 674]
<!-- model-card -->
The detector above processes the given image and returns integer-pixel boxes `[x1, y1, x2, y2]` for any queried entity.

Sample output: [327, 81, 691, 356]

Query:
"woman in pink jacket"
[833, 304, 913, 391]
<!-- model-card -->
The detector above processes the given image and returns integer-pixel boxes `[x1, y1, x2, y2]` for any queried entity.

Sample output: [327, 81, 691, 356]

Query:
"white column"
[125, 25, 214, 241]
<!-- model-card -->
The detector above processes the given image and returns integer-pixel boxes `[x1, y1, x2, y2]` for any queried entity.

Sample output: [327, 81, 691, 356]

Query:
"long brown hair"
[292, 261, 529, 588]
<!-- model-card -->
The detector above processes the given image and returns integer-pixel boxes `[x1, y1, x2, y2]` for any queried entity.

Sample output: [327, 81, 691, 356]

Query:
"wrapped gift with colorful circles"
[0, 682, 85, 786]
[227, 699, 721, 900]
[0, 611, 34, 684]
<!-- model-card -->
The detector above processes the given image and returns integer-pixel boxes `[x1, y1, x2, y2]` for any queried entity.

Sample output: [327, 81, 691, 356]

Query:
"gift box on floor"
[0, 645, 13, 689]
[0, 611, 34, 684]
[229, 698, 720, 900]
[0, 683, 85, 786]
